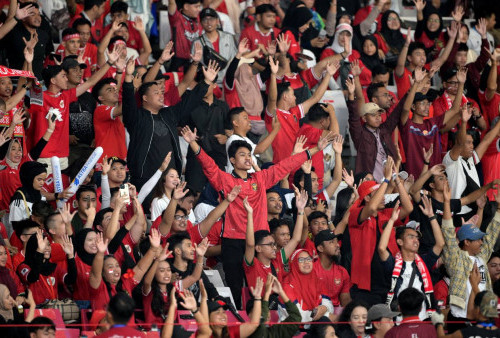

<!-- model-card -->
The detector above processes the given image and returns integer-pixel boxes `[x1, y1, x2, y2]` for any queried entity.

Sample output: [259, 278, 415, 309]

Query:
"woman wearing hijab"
[280, 249, 333, 322]
[16, 230, 76, 305]
[360, 35, 383, 72]
[280, 5, 314, 60]
[0, 117, 55, 231]
[0, 245, 23, 304]
[375, 10, 406, 68]
[415, 5, 446, 54]
[0, 284, 36, 336]
[72, 229, 97, 305]
[321, 24, 371, 87]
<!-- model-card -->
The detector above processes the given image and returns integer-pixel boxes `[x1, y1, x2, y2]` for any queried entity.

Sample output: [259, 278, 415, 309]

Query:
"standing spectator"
[468, 13, 496, 55]
[375, 10, 406, 68]
[72, 18, 98, 79]
[121, 56, 216, 190]
[70, 0, 106, 43]
[414, 1, 449, 54]
[104, 1, 144, 51]
[385, 288, 438, 338]
[314, 229, 351, 307]
[168, 0, 203, 71]
[240, 4, 279, 52]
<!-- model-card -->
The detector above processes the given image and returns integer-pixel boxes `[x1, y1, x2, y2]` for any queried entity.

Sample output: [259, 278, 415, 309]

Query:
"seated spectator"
[304, 316, 337, 338]
[0, 245, 23, 304]
[95, 293, 146, 338]
[360, 36, 383, 73]
[375, 11, 406, 68]
[487, 252, 500, 284]
[150, 167, 180, 221]
[365, 304, 398, 338]
[385, 287, 437, 337]
[337, 300, 369, 338]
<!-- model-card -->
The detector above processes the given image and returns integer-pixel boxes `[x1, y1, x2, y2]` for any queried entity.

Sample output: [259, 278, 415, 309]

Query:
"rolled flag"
[51, 157, 64, 208]
[61, 147, 103, 204]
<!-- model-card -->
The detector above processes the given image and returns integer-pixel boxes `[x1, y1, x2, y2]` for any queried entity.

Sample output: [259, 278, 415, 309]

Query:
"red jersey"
[243, 257, 284, 297]
[320, 49, 371, 87]
[72, 255, 92, 300]
[94, 105, 127, 161]
[299, 237, 318, 260]
[298, 123, 324, 189]
[313, 260, 351, 306]
[348, 205, 401, 291]
[17, 262, 67, 304]
[28, 88, 77, 158]
[0, 152, 34, 211]
[196, 148, 308, 239]
[113, 232, 137, 268]
[0, 100, 25, 142]
[265, 104, 304, 164]
[90, 276, 138, 311]
[240, 23, 279, 51]
[416, 31, 446, 54]
[95, 326, 146, 338]
[269, 68, 321, 94]
[69, 13, 105, 43]
[151, 217, 204, 246]
[273, 248, 290, 279]
[400, 113, 446, 177]
[54, 43, 98, 79]
[103, 21, 144, 51]
[169, 11, 202, 60]
[11, 250, 24, 273]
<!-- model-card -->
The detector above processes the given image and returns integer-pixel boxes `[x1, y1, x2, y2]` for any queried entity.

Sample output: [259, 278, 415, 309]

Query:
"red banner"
[0, 65, 38, 83]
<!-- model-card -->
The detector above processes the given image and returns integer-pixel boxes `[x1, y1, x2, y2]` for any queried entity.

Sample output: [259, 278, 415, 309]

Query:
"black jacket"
[122, 81, 209, 185]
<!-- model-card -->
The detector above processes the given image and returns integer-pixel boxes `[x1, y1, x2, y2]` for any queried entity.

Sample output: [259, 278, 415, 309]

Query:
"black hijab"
[380, 10, 406, 53]
[281, 5, 313, 41]
[10, 161, 47, 204]
[74, 229, 96, 266]
[423, 7, 443, 41]
[23, 233, 57, 276]
[360, 35, 383, 71]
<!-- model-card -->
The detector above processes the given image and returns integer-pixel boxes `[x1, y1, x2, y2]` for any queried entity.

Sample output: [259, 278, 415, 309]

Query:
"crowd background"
[0, 0, 499, 337]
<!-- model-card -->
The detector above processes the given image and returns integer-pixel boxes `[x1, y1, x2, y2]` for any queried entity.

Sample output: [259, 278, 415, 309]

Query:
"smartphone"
[49, 53, 62, 63]
[119, 184, 130, 204]
[50, 113, 57, 122]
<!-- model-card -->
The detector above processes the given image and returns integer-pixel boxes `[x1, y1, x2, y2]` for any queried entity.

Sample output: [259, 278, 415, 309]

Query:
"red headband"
[63, 33, 80, 42]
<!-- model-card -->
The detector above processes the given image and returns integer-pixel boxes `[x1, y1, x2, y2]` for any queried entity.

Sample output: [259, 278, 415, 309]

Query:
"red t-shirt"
[103, 21, 144, 51]
[112, 232, 137, 268]
[273, 248, 290, 279]
[90, 277, 138, 311]
[94, 105, 127, 160]
[69, 13, 105, 43]
[142, 289, 174, 327]
[244, 257, 284, 297]
[299, 237, 317, 260]
[0, 100, 25, 142]
[151, 217, 204, 246]
[169, 11, 202, 60]
[348, 204, 401, 291]
[313, 260, 351, 306]
[17, 262, 67, 304]
[0, 152, 34, 211]
[54, 43, 98, 79]
[28, 88, 77, 158]
[265, 104, 304, 163]
[240, 23, 279, 51]
[12, 250, 24, 273]
[298, 123, 324, 189]
[95, 326, 146, 338]
[72, 255, 92, 300]
[400, 113, 446, 177]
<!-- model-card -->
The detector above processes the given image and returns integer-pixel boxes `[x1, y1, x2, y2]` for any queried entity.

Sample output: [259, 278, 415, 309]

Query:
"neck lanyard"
[478, 322, 494, 328]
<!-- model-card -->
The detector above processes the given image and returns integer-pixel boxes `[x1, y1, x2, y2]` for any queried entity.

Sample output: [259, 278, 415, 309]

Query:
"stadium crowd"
[0, 0, 499, 336]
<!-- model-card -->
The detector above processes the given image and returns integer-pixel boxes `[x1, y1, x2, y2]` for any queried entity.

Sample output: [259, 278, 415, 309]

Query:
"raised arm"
[378, 202, 400, 261]
[198, 185, 241, 236]
[283, 188, 307, 259]
[138, 153, 172, 203]
[240, 277, 263, 338]
[243, 197, 255, 264]
[144, 41, 174, 83]
[442, 67, 466, 128]
[97, 21, 120, 67]
[476, 117, 500, 160]
[168, 0, 177, 15]
[393, 163, 414, 219]
[77, 45, 121, 97]
[420, 194, 444, 255]
[395, 27, 412, 78]
[485, 49, 499, 101]
[448, 106, 471, 161]
[267, 56, 279, 116]
[133, 17, 152, 66]
[324, 135, 343, 198]
[409, 164, 445, 204]
[400, 67, 426, 126]
[142, 244, 171, 295]
[181, 238, 208, 289]
[158, 182, 189, 236]
[431, 21, 458, 69]
[302, 62, 338, 114]
[132, 229, 162, 282]
[89, 232, 107, 289]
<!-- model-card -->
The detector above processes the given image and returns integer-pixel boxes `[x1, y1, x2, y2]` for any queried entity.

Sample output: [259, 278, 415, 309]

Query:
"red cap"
[357, 181, 380, 202]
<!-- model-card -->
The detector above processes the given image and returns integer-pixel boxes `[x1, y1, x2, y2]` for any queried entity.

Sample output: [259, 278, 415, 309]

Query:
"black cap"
[200, 7, 218, 20]
[61, 55, 87, 71]
[109, 156, 127, 166]
[208, 300, 229, 313]
[413, 92, 428, 104]
[441, 68, 458, 82]
[141, 70, 171, 83]
[314, 230, 339, 249]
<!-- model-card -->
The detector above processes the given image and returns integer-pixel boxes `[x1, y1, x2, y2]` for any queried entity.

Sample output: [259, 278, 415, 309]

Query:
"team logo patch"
[60, 100, 64, 108]
[334, 278, 341, 285]
[21, 268, 29, 276]
[251, 183, 258, 191]
[47, 277, 56, 285]
[125, 244, 131, 253]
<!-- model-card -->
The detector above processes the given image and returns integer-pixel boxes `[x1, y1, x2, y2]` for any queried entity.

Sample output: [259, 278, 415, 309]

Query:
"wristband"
[116, 70, 123, 74]
[423, 160, 430, 165]
[22, 84, 29, 90]
[191, 308, 199, 315]
[298, 211, 304, 215]
[305, 149, 312, 160]
[428, 215, 437, 222]
[106, 60, 114, 67]
[54, 192, 59, 200]
[254, 299, 262, 301]
[383, 178, 390, 184]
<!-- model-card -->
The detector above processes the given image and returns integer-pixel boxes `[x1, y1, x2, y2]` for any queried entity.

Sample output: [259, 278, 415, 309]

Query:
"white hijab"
[331, 23, 353, 58]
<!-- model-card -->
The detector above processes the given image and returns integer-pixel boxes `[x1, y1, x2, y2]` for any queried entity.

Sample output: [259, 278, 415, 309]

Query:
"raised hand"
[456, 67, 468, 83]
[469, 262, 481, 287]
[413, 0, 426, 12]
[332, 134, 343, 154]
[428, 64, 440, 79]
[343, 168, 354, 187]
[276, 33, 291, 54]
[227, 185, 242, 203]
[318, 131, 335, 150]
[476, 18, 487, 39]
[115, 56, 127, 72]
[149, 228, 161, 249]
[125, 56, 136, 75]
[133, 16, 145, 32]
[0, 129, 11, 147]
[250, 276, 264, 298]
[58, 203, 77, 225]
[158, 152, 172, 172]
[96, 232, 108, 254]
[243, 196, 253, 214]
[326, 61, 340, 76]
[294, 185, 308, 211]
[101, 156, 111, 176]
[181, 126, 198, 143]
[158, 243, 173, 261]
[301, 159, 312, 173]
[35, 229, 46, 253]
[202, 59, 220, 83]
[447, 21, 459, 40]
[173, 181, 189, 200]
[195, 237, 209, 257]
[350, 59, 361, 77]
[345, 77, 355, 95]
[107, 44, 121, 65]
[12, 108, 26, 126]
[406, 27, 412, 45]
[160, 41, 175, 63]
[477, 193, 487, 210]
[179, 289, 198, 311]
[61, 234, 74, 257]
[461, 104, 472, 122]
[419, 194, 434, 217]
[269, 56, 279, 74]
[451, 5, 465, 22]
[190, 41, 202, 63]
[110, 20, 121, 32]
[16, 3, 36, 20]
[266, 40, 277, 56]
[292, 135, 307, 154]
[383, 156, 394, 179]
[238, 38, 250, 56]
[443, 181, 451, 202]
[170, 287, 178, 308]
[390, 200, 401, 221]
[429, 163, 445, 176]
[23, 46, 34, 64]
[423, 144, 433, 163]
[414, 67, 426, 83]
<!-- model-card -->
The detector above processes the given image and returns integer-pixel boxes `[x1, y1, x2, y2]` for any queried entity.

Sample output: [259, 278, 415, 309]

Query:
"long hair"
[152, 168, 177, 199]
[150, 276, 173, 319]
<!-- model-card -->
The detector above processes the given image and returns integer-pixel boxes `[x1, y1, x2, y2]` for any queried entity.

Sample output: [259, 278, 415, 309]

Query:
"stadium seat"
[26, 308, 65, 328]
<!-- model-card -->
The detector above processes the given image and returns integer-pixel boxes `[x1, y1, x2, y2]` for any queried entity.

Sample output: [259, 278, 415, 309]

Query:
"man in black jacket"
[122, 57, 219, 190]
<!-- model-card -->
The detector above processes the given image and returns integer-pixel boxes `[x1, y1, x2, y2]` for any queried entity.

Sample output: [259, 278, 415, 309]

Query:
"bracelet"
[22, 84, 29, 90]
[305, 149, 312, 160]
[116, 70, 123, 74]
[54, 192, 59, 200]
[191, 308, 199, 315]
[423, 160, 430, 165]
[254, 299, 262, 301]
[106, 60, 114, 67]
[298, 211, 304, 215]
[428, 215, 437, 222]
[383, 178, 390, 184]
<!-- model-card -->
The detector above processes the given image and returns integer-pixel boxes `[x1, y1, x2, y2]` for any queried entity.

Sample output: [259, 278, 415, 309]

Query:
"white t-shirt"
[450, 256, 487, 318]
[150, 195, 171, 221]
[225, 134, 258, 174]
[398, 261, 427, 320]
[443, 150, 480, 214]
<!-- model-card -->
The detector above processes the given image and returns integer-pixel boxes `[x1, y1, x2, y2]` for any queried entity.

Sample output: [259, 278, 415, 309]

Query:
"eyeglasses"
[428, 18, 440, 23]
[387, 17, 399, 22]
[174, 215, 189, 221]
[298, 257, 313, 263]
[259, 242, 277, 248]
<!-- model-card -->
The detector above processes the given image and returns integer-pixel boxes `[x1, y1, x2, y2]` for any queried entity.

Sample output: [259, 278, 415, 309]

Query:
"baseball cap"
[360, 102, 384, 116]
[479, 291, 498, 318]
[457, 223, 486, 242]
[61, 56, 87, 72]
[314, 229, 340, 248]
[413, 92, 428, 104]
[357, 180, 380, 202]
[367, 304, 400, 322]
[208, 300, 229, 313]
[200, 8, 218, 20]
[109, 156, 127, 166]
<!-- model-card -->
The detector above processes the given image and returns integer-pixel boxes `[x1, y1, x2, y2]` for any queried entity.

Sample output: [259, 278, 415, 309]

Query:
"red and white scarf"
[444, 91, 468, 110]
[386, 252, 435, 317]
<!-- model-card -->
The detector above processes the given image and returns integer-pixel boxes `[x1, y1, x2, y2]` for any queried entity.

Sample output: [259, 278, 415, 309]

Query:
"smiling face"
[163, 168, 180, 192]
[155, 260, 172, 285]
[8, 140, 23, 164]
[386, 12, 400, 30]
[172, 210, 188, 233]
[210, 307, 228, 327]
[83, 231, 98, 254]
[0, 77, 13, 98]
[427, 14, 440, 32]
[201, 16, 218, 33]
[297, 250, 313, 274]
[233, 111, 252, 133]
[103, 256, 121, 284]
